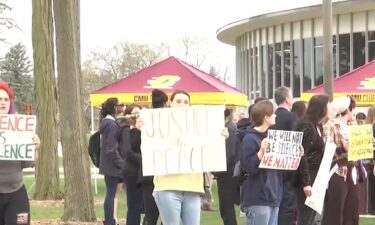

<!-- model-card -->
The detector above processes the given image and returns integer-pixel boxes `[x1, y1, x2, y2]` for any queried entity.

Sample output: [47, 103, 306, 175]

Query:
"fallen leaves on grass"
[30, 198, 104, 208]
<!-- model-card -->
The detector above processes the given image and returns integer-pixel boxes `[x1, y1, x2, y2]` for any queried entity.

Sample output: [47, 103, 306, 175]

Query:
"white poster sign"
[0, 114, 37, 161]
[305, 139, 337, 214]
[140, 105, 227, 176]
[259, 130, 304, 170]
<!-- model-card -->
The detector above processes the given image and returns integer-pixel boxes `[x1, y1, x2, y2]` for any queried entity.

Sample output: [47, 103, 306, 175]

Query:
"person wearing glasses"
[99, 97, 124, 225]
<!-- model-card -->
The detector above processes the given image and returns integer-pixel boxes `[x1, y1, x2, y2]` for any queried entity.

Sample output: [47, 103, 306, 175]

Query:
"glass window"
[370, 42, 375, 62]
[248, 48, 255, 94]
[268, 45, 274, 98]
[333, 38, 337, 77]
[275, 43, 281, 88]
[284, 41, 291, 87]
[353, 32, 365, 69]
[314, 37, 323, 86]
[339, 33, 350, 75]
[370, 30, 375, 41]
[254, 47, 258, 98]
[303, 38, 312, 91]
[293, 40, 301, 97]
[368, 31, 375, 62]
[262, 46, 267, 97]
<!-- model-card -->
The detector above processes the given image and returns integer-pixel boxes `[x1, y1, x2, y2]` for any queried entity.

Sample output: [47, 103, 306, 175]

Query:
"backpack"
[88, 131, 101, 168]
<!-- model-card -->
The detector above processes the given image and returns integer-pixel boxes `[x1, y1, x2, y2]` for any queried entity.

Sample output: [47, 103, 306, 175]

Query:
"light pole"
[323, 0, 334, 100]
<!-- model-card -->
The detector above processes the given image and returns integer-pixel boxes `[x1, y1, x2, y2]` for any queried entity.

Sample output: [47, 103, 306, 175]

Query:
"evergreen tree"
[0, 43, 33, 112]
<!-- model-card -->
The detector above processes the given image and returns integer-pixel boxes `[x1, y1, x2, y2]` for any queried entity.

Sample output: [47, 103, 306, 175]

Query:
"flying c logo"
[144, 75, 181, 89]
[358, 77, 375, 90]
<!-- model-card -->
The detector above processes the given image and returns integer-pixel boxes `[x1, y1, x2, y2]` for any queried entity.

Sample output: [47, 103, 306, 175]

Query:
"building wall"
[236, 10, 375, 101]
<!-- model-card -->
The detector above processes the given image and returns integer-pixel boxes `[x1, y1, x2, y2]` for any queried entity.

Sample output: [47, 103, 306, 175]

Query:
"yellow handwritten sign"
[144, 75, 181, 89]
[348, 124, 373, 161]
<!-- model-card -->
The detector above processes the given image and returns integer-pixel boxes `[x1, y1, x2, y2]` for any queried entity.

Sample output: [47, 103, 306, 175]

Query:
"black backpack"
[88, 131, 101, 168]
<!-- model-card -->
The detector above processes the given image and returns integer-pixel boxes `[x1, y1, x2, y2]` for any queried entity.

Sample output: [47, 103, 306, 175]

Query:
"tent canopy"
[90, 56, 248, 106]
[301, 60, 375, 106]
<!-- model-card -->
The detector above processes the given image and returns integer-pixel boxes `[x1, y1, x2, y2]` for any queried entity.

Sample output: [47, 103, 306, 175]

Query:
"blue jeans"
[153, 191, 201, 225]
[245, 206, 279, 225]
[104, 176, 122, 225]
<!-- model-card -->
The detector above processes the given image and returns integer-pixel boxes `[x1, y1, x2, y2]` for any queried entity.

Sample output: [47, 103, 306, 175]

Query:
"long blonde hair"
[365, 106, 375, 124]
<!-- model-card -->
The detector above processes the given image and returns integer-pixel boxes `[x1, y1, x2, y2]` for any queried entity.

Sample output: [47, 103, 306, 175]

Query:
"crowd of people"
[1, 79, 375, 225]
[97, 85, 375, 225]
[238, 87, 375, 225]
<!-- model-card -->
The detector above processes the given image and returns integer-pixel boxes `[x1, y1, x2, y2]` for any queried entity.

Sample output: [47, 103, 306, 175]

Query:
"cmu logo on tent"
[144, 75, 181, 89]
[358, 77, 375, 90]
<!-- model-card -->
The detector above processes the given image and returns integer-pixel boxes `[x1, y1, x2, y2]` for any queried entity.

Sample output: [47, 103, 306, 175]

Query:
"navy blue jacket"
[99, 117, 124, 178]
[239, 127, 283, 208]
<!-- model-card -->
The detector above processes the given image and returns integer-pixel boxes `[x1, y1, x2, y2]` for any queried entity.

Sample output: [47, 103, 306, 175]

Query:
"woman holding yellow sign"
[322, 96, 366, 225]
[0, 81, 40, 225]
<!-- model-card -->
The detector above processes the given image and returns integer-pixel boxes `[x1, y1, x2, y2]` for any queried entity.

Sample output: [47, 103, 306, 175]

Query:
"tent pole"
[90, 104, 98, 195]
[91, 104, 95, 133]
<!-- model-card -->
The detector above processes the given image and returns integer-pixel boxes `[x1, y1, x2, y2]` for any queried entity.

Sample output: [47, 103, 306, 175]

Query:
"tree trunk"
[53, 0, 96, 221]
[32, 0, 62, 200]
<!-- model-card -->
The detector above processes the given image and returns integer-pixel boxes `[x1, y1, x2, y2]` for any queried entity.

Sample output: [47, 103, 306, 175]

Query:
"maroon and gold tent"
[301, 60, 375, 106]
[90, 56, 248, 106]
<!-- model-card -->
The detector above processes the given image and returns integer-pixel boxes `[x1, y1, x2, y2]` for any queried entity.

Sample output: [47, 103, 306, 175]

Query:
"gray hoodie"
[99, 116, 124, 178]
[0, 160, 34, 193]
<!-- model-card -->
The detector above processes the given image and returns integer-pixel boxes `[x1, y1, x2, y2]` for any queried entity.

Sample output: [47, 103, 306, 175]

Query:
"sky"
[0, 0, 345, 86]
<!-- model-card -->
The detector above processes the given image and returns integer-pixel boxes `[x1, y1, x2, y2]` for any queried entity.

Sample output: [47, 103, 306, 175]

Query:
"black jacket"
[271, 107, 298, 183]
[225, 121, 240, 170]
[99, 117, 124, 178]
[272, 107, 297, 131]
[120, 125, 142, 179]
[294, 118, 325, 187]
[214, 121, 239, 177]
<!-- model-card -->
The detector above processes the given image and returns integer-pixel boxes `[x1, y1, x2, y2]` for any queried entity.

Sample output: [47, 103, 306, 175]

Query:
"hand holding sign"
[258, 138, 269, 160]
[304, 185, 312, 197]
[32, 134, 40, 149]
[221, 128, 229, 139]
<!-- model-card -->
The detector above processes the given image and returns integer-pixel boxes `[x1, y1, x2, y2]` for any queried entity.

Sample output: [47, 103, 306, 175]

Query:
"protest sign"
[140, 105, 226, 176]
[259, 130, 303, 170]
[305, 138, 337, 214]
[348, 124, 373, 161]
[0, 114, 37, 161]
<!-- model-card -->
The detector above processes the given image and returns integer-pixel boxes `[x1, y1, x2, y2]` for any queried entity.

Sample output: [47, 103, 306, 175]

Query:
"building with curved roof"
[217, 0, 375, 100]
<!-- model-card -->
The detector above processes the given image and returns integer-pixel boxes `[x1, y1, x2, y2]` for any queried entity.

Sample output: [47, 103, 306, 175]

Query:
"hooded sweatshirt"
[99, 115, 124, 178]
[238, 127, 283, 208]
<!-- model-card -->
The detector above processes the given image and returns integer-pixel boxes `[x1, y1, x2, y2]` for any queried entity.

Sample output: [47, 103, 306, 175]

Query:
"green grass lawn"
[24, 176, 375, 225]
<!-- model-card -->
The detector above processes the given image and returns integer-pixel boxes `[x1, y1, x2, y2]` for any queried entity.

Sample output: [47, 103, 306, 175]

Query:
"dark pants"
[142, 181, 160, 225]
[124, 175, 143, 225]
[278, 181, 297, 225]
[216, 171, 239, 225]
[104, 176, 122, 225]
[296, 186, 316, 225]
[322, 174, 359, 225]
[0, 185, 30, 225]
[369, 165, 375, 215]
